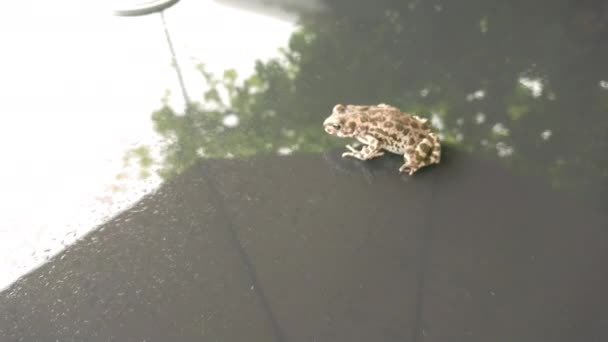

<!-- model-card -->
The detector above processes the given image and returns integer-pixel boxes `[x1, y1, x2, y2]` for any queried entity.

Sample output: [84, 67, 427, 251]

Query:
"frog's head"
[323, 104, 356, 138]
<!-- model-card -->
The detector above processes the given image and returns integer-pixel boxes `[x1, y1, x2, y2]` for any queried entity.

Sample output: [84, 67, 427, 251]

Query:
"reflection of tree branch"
[160, 11, 191, 110]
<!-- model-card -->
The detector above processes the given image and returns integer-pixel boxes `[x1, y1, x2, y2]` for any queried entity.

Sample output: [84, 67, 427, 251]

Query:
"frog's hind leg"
[399, 138, 437, 175]
[428, 146, 441, 164]
[427, 133, 441, 164]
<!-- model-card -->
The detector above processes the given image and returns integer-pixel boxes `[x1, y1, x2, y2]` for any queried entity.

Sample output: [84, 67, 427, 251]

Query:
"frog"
[322, 103, 441, 175]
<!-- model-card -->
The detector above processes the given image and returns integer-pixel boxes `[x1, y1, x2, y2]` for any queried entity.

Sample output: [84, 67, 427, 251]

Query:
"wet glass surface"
[1, 0, 607, 341]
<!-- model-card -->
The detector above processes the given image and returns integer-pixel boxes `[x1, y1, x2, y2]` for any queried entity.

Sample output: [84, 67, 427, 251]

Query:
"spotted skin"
[323, 103, 441, 175]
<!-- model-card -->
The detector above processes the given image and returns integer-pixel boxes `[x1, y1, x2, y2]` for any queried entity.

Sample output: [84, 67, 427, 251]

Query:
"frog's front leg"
[342, 137, 384, 160]
[342, 144, 384, 160]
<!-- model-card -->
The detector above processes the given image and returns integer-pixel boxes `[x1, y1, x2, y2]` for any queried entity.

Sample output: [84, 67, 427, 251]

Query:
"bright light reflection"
[519, 77, 543, 97]
[0, 0, 294, 291]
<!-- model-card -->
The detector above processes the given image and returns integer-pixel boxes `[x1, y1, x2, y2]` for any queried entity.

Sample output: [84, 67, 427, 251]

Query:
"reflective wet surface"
[1, 0, 607, 341]
[0, 0, 293, 290]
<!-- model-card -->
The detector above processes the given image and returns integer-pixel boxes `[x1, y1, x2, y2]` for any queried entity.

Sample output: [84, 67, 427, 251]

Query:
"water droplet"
[222, 114, 239, 128]
[277, 147, 293, 156]
[541, 130, 552, 141]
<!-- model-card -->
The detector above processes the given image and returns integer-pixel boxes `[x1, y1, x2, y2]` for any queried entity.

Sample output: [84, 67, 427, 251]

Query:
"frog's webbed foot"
[398, 156, 419, 175]
[342, 144, 384, 160]
[342, 144, 363, 159]
[398, 164, 418, 175]
[345, 144, 359, 154]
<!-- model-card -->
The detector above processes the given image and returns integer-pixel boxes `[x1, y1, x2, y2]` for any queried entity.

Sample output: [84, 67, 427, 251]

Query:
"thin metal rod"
[160, 10, 191, 109]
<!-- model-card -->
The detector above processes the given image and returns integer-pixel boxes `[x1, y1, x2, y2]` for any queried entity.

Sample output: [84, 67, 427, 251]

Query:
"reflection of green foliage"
[123, 146, 153, 179]
[143, 53, 343, 178]
[134, 0, 607, 202]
